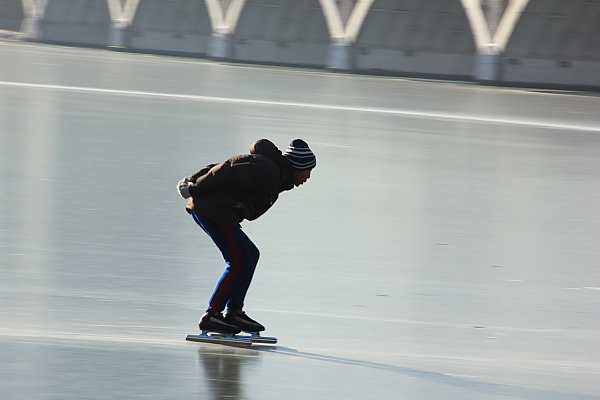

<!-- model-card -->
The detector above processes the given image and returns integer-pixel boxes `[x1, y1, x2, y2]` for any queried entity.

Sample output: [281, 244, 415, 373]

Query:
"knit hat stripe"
[284, 150, 314, 158]
[283, 139, 316, 171]
[287, 157, 317, 170]
[286, 147, 313, 154]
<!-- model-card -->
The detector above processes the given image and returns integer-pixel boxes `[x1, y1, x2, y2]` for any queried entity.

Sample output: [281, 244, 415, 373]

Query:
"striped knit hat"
[283, 139, 316, 171]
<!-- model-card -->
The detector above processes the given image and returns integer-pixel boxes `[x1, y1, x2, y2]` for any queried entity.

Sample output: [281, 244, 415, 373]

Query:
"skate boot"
[199, 310, 241, 334]
[224, 309, 265, 332]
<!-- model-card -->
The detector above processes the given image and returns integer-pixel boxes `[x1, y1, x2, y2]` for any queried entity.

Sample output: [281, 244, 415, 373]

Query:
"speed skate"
[186, 330, 278, 346]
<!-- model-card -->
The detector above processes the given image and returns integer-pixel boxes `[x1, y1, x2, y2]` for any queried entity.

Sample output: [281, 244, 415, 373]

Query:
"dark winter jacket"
[185, 139, 296, 223]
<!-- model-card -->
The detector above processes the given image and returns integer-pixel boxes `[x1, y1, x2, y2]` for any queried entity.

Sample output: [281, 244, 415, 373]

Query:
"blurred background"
[1, 0, 599, 89]
[1, 1, 599, 400]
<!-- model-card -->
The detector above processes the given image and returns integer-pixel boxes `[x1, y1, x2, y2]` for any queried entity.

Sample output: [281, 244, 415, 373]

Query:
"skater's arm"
[189, 164, 218, 182]
[223, 161, 279, 193]
[189, 159, 278, 196]
[188, 163, 221, 196]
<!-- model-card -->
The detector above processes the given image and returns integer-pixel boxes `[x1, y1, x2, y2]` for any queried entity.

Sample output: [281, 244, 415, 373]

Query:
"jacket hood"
[250, 139, 285, 168]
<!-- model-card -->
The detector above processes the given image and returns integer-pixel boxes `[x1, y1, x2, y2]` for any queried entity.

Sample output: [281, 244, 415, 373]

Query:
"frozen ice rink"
[1, 42, 599, 400]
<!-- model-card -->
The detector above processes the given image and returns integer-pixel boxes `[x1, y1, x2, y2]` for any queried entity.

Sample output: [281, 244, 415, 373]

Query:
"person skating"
[177, 138, 316, 334]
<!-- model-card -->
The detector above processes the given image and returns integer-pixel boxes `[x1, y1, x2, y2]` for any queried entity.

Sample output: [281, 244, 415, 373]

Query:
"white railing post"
[208, 28, 233, 59]
[474, 43, 501, 82]
[327, 36, 352, 70]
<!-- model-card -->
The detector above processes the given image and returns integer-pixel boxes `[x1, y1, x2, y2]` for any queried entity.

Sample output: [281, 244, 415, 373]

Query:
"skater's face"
[294, 169, 311, 187]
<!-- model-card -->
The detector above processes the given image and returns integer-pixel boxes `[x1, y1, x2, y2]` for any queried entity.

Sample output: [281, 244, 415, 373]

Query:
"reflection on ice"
[197, 346, 260, 400]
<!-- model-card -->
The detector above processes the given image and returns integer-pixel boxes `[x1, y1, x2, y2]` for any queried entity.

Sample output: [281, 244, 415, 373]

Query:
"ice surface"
[1, 42, 599, 399]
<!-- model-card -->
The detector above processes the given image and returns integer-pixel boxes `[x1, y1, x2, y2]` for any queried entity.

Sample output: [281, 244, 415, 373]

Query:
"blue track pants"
[190, 210, 260, 312]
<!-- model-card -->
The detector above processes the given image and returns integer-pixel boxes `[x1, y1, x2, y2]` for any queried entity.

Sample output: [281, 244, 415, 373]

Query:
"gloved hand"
[177, 177, 192, 199]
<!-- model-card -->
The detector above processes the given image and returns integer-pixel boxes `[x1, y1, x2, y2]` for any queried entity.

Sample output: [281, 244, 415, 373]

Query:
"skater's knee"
[243, 256, 258, 270]
[232, 253, 258, 271]
[246, 245, 259, 265]
[254, 248, 260, 263]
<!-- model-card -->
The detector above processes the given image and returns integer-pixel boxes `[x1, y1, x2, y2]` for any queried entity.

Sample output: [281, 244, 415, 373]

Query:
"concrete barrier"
[1, 0, 598, 89]
[501, 0, 600, 88]
[231, 0, 330, 66]
[40, 0, 112, 46]
[0, 0, 24, 31]
[354, 0, 475, 78]
[127, 0, 212, 55]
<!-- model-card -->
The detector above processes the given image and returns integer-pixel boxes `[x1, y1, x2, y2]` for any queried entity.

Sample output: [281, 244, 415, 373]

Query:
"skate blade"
[239, 332, 278, 345]
[186, 332, 252, 346]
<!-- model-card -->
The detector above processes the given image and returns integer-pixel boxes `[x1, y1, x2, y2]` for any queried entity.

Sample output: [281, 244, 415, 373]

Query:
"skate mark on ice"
[257, 347, 599, 400]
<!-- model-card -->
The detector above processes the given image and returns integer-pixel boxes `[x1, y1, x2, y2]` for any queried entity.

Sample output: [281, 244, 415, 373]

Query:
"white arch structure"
[6, 0, 533, 81]
[461, 0, 531, 80]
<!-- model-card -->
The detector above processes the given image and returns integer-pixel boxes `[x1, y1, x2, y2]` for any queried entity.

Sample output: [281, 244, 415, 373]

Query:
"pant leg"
[190, 211, 259, 312]
[227, 237, 259, 310]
